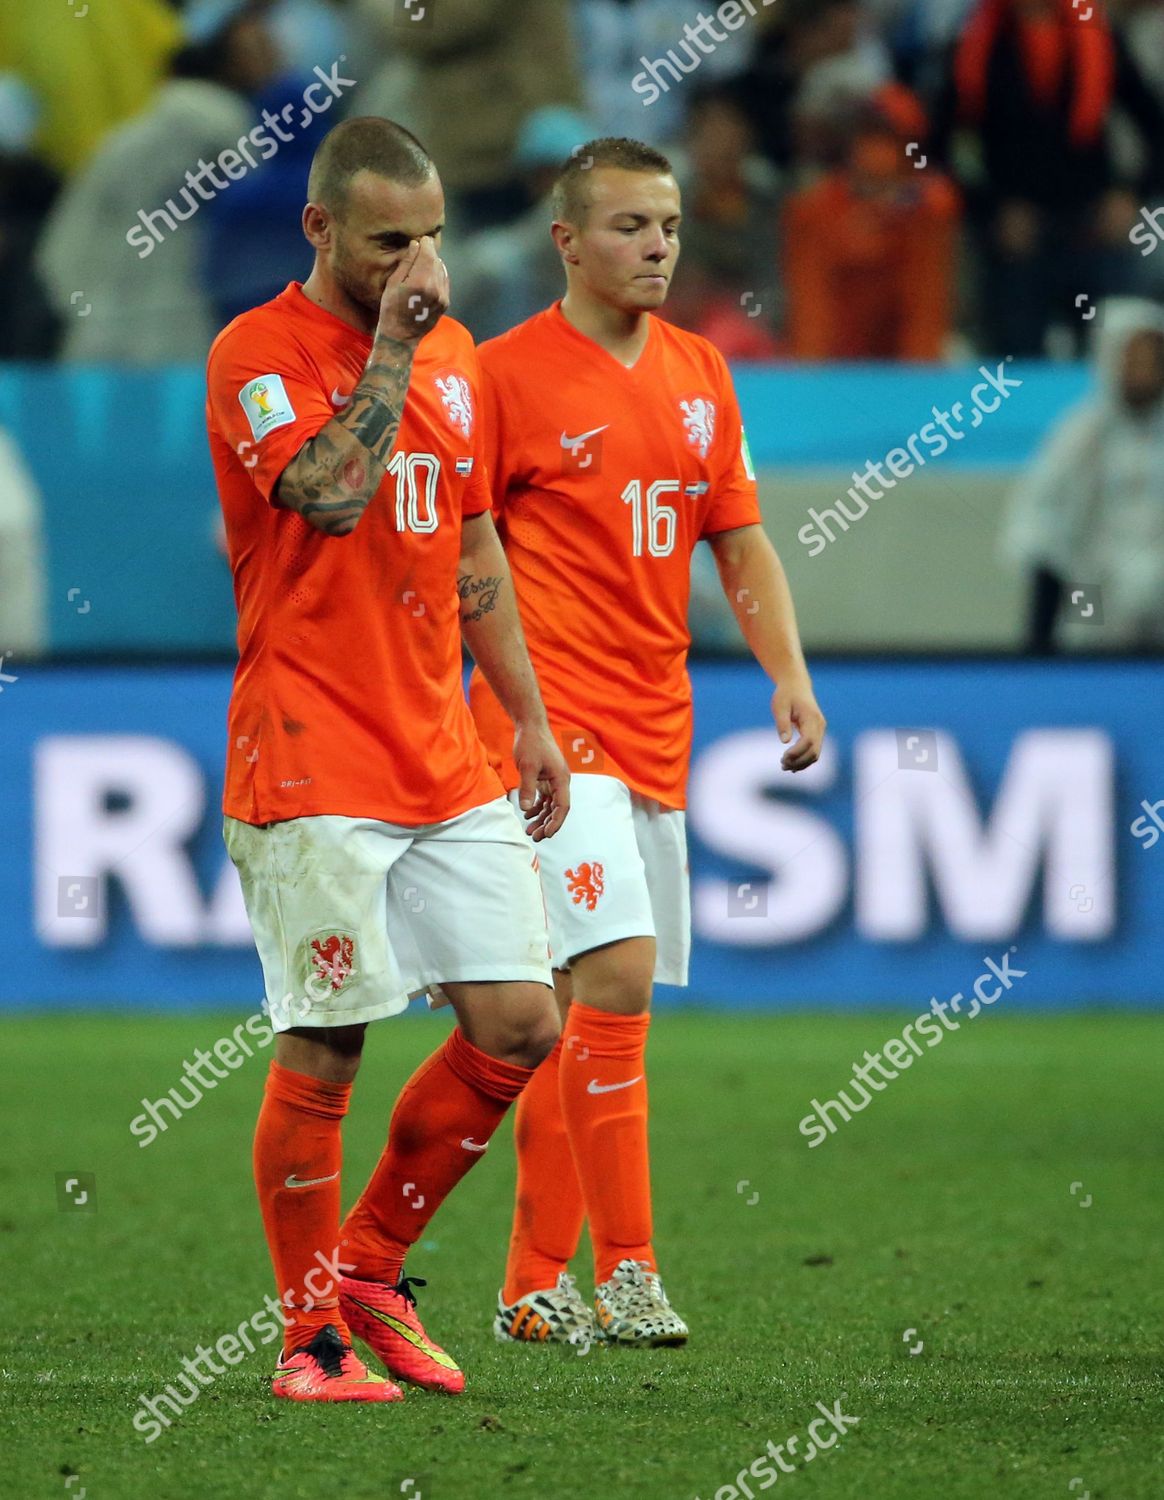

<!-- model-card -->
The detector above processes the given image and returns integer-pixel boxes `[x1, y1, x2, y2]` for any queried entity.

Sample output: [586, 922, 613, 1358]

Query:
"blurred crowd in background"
[0, 0, 1162, 655]
[3, 0, 1164, 363]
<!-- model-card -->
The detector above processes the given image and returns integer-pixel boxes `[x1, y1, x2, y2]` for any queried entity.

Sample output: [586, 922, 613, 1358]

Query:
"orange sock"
[341, 1027, 532, 1284]
[253, 1060, 352, 1354]
[502, 1037, 586, 1303]
[559, 1001, 654, 1284]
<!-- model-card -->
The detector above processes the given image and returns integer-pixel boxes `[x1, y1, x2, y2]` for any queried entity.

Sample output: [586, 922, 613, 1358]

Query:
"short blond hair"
[551, 137, 674, 224]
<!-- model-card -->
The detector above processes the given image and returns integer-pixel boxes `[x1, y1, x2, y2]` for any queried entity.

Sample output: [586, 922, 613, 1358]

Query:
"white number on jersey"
[388, 451, 440, 534]
[620, 479, 679, 558]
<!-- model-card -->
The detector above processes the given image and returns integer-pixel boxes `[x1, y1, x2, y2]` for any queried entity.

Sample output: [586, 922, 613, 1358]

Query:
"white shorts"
[514, 773, 690, 986]
[224, 798, 553, 1032]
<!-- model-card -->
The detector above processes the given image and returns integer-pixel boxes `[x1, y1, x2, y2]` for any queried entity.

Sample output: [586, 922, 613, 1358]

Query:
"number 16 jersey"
[468, 302, 761, 810]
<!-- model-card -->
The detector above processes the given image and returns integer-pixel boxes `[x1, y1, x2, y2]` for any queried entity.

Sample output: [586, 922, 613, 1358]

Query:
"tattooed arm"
[457, 512, 539, 721]
[458, 511, 570, 839]
[275, 335, 413, 536]
[276, 237, 448, 537]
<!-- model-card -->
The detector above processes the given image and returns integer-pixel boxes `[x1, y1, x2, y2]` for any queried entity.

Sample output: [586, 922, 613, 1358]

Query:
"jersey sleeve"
[206, 317, 335, 505]
[700, 351, 762, 538]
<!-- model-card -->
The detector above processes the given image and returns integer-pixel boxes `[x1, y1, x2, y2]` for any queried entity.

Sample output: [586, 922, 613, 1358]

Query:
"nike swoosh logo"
[586, 1076, 643, 1095]
[560, 424, 609, 450]
[460, 1138, 488, 1152]
[345, 1298, 459, 1370]
[273, 1353, 380, 1385]
[331, 388, 351, 407]
[284, 1171, 339, 1189]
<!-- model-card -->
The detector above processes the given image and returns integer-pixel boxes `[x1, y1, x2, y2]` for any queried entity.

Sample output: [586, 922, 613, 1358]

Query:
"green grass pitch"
[4, 1009, 1159, 1499]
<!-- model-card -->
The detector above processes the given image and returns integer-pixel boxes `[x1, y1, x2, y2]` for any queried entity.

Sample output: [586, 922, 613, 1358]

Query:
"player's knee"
[574, 976, 652, 1014]
[323, 1023, 367, 1058]
[277, 1023, 365, 1083]
[495, 990, 561, 1069]
[514, 1009, 561, 1069]
[570, 940, 655, 1015]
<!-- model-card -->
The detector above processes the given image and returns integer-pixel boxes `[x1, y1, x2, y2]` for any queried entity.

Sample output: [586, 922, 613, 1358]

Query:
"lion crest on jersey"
[435, 373, 474, 439]
[565, 862, 605, 912]
[679, 396, 716, 460]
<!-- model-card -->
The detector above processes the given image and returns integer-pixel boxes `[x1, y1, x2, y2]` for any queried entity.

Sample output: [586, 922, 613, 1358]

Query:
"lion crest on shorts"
[565, 862, 605, 912]
[304, 930, 357, 997]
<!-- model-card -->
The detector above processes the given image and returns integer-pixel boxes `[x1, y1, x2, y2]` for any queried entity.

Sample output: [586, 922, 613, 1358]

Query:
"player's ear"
[551, 220, 578, 265]
[302, 201, 332, 251]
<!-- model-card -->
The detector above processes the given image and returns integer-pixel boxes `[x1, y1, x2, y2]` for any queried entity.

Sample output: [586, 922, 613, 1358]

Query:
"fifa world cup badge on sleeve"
[741, 427, 756, 481]
[239, 374, 297, 441]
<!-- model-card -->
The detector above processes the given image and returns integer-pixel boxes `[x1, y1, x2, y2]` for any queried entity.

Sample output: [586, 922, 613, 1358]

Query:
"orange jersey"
[207, 282, 500, 827]
[468, 303, 760, 809]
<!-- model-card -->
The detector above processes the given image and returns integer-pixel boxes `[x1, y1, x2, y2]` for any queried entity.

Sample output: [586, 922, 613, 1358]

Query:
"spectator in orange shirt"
[932, 0, 1164, 355]
[783, 83, 959, 361]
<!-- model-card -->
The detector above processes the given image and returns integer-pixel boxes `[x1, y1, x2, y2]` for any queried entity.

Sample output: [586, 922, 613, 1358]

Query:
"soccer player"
[469, 138, 826, 1346]
[206, 118, 569, 1402]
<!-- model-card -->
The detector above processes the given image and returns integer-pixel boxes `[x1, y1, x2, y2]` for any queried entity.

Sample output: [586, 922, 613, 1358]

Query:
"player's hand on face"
[513, 723, 571, 841]
[377, 235, 449, 343]
[772, 678, 826, 773]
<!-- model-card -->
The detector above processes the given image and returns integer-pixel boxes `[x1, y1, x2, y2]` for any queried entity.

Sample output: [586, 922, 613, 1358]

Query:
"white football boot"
[593, 1259, 689, 1346]
[494, 1271, 598, 1346]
